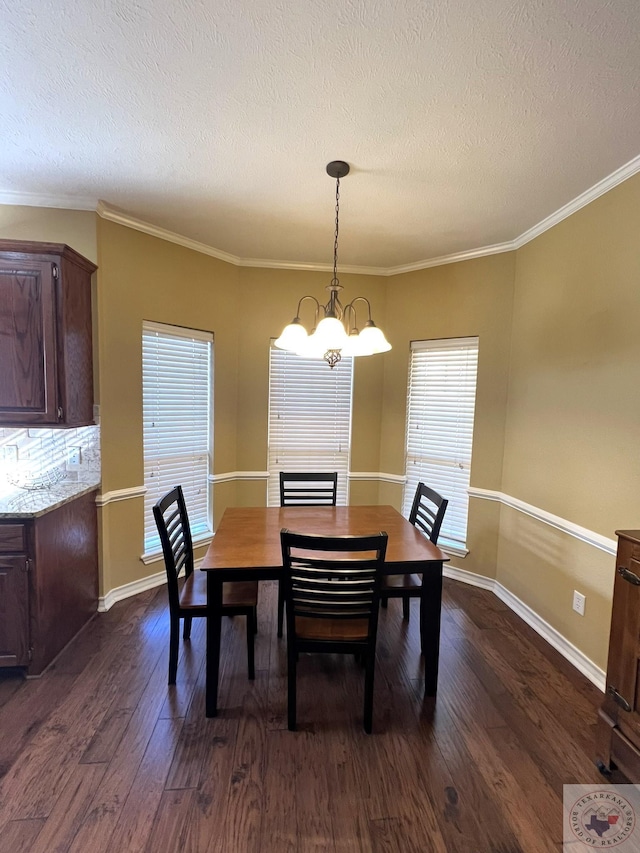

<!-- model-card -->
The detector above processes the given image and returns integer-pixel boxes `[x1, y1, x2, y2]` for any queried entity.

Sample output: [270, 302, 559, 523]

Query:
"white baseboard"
[444, 565, 606, 691]
[98, 560, 199, 612]
[99, 569, 167, 612]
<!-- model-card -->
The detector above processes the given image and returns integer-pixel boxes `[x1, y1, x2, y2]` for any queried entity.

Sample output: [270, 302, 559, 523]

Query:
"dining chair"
[279, 471, 338, 506]
[380, 482, 448, 638]
[280, 528, 388, 734]
[153, 485, 258, 685]
[277, 471, 338, 638]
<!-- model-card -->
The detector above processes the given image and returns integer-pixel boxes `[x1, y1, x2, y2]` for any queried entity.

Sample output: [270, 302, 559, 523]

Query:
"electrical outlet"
[572, 590, 586, 616]
[2, 445, 18, 463]
[68, 447, 82, 467]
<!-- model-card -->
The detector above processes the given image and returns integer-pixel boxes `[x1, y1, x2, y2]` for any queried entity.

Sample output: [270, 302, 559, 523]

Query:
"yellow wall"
[496, 172, 640, 668]
[2, 173, 639, 673]
[0, 206, 97, 262]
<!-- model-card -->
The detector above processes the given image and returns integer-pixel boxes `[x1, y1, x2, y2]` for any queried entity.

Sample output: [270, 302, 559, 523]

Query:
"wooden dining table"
[200, 505, 449, 717]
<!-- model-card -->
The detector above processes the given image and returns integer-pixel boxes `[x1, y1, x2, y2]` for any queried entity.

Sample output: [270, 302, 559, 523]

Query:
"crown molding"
[4, 153, 640, 273]
[96, 201, 242, 265]
[513, 152, 640, 250]
[239, 255, 384, 276]
[383, 240, 517, 276]
[0, 189, 97, 210]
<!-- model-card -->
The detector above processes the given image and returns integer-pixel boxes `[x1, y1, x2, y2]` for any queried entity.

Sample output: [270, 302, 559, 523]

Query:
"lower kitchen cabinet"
[0, 489, 98, 675]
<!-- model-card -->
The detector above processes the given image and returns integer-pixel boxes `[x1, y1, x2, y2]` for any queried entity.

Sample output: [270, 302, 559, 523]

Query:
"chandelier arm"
[295, 294, 321, 320]
[343, 303, 358, 334]
[345, 296, 373, 323]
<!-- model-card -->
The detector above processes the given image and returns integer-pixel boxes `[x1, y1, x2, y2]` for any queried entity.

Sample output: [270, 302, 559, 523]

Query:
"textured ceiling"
[2, 0, 640, 270]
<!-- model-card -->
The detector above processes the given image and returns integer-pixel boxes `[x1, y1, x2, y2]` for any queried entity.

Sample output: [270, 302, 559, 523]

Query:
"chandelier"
[274, 161, 391, 368]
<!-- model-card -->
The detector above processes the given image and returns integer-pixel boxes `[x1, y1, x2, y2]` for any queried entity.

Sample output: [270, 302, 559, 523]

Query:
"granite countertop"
[0, 480, 101, 518]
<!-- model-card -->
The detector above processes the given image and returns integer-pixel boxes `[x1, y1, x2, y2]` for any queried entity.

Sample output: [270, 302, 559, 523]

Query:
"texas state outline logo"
[564, 786, 640, 850]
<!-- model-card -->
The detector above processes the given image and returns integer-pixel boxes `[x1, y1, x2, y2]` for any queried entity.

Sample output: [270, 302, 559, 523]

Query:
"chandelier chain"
[332, 176, 340, 286]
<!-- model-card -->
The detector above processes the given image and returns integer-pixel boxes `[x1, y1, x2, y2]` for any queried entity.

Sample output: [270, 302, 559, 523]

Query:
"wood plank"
[102, 716, 185, 853]
[28, 762, 107, 853]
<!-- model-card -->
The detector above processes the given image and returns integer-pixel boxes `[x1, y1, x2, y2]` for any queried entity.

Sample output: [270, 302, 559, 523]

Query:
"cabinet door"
[0, 556, 30, 667]
[605, 549, 640, 742]
[0, 259, 58, 424]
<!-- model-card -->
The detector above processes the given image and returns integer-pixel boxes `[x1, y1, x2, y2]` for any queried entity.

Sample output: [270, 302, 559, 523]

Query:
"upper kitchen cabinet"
[0, 240, 96, 427]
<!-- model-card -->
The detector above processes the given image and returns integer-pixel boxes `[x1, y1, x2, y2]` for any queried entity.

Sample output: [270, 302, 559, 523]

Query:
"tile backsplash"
[0, 425, 100, 496]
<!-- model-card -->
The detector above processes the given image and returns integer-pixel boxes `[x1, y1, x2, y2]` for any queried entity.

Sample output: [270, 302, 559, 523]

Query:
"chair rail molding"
[348, 471, 406, 484]
[96, 485, 147, 506]
[209, 471, 269, 483]
[95, 472, 405, 505]
[468, 487, 617, 555]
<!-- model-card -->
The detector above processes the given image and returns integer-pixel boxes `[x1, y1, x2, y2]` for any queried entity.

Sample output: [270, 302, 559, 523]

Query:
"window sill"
[439, 543, 469, 559]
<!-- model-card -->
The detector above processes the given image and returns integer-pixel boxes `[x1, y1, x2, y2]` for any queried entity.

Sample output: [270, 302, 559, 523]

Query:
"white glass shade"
[357, 323, 392, 354]
[274, 319, 308, 351]
[311, 316, 350, 350]
[341, 331, 371, 357]
[294, 332, 329, 357]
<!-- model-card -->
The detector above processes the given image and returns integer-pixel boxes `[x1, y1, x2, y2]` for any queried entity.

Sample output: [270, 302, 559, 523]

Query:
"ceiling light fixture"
[274, 161, 391, 368]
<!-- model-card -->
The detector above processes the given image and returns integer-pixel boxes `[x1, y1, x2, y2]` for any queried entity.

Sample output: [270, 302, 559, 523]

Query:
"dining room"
[2, 0, 640, 847]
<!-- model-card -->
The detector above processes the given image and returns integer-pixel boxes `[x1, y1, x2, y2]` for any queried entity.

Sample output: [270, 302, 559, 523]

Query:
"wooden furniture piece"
[381, 483, 448, 639]
[277, 471, 338, 637]
[279, 472, 338, 506]
[153, 486, 258, 685]
[200, 505, 449, 717]
[280, 529, 388, 733]
[0, 240, 96, 427]
[596, 530, 640, 781]
[0, 490, 98, 674]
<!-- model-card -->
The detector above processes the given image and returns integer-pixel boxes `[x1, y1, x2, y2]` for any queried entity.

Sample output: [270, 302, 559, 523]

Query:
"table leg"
[421, 562, 443, 697]
[206, 573, 223, 717]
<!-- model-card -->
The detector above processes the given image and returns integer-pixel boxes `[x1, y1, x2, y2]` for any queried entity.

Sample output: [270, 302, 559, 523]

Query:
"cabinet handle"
[618, 566, 640, 586]
[607, 686, 632, 712]
[57, 406, 63, 420]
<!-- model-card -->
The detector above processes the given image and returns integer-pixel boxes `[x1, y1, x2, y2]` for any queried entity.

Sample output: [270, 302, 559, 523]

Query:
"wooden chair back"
[279, 471, 338, 506]
[408, 482, 448, 543]
[153, 484, 194, 611]
[280, 528, 388, 732]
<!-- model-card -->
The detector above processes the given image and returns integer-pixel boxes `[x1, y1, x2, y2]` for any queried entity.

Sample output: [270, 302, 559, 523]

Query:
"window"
[142, 321, 213, 554]
[267, 346, 353, 506]
[403, 337, 479, 551]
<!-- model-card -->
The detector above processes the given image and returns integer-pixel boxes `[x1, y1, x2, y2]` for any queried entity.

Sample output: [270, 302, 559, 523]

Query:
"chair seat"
[381, 573, 422, 592]
[295, 616, 369, 641]
[179, 571, 258, 610]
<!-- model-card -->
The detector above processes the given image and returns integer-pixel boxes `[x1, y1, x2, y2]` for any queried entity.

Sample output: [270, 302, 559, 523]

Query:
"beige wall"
[496, 172, 640, 669]
[0, 206, 98, 262]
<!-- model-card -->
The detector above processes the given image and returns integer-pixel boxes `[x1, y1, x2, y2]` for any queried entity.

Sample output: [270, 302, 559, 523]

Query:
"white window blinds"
[403, 337, 479, 550]
[142, 321, 213, 553]
[267, 346, 353, 506]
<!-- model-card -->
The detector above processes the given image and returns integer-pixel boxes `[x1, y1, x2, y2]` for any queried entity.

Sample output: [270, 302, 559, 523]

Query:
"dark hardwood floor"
[0, 578, 609, 852]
